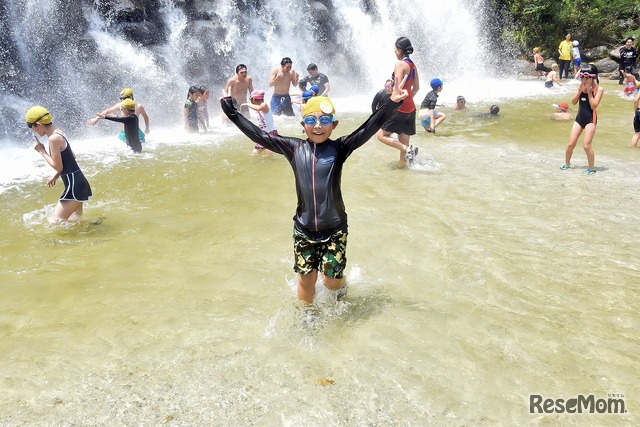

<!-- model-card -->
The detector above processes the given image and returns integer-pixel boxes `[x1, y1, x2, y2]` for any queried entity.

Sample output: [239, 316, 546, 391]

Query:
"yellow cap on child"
[25, 106, 52, 124]
[302, 96, 335, 117]
[121, 99, 136, 111]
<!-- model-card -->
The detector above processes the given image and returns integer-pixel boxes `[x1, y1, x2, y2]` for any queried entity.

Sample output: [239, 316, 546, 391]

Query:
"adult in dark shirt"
[96, 98, 142, 153]
[298, 63, 330, 96]
[619, 37, 639, 84]
[220, 85, 408, 305]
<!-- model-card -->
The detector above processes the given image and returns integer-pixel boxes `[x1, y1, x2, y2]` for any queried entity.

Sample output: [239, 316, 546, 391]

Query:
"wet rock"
[511, 59, 534, 75]
[99, 0, 145, 22]
[615, 19, 635, 29]
[309, 1, 330, 23]
[188, 0, 217, 20]
[609, 45, 626, 62]
[119, 21, 167, 45]
[594, 58, 619, 73]
[582, 46, 609, 61]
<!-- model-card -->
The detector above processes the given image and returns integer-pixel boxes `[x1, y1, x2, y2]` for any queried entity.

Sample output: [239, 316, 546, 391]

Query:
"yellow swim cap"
[25, 106, 52, 124]
[120, 87, 134, 98]
[121, 98, 136, 111]
[302, 96, 335, 117]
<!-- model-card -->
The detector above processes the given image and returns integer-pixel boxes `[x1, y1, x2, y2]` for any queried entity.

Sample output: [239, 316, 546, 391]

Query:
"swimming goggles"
[303, 115, 334, 126]
[578, 72, 596, 78]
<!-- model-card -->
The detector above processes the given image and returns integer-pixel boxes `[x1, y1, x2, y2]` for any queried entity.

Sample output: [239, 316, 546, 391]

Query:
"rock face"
[595, 58, 620, 73]
[582, 46, 610, 62]
[0, 0, 350, 140]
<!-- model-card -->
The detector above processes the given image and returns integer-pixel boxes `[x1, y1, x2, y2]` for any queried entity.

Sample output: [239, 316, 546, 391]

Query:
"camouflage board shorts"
[293, 228, 348, 278]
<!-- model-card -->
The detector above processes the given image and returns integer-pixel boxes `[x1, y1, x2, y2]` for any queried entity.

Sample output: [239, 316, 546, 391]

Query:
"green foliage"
[497, 0, 640, 58]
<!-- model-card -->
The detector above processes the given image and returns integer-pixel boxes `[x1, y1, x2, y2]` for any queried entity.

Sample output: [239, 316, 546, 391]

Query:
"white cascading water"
[0, 0, 501, 140]
[0, 0, 518, 196]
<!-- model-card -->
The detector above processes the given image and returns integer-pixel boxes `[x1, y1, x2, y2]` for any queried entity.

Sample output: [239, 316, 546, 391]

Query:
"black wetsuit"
[371, 89, 390, 113]
[104, 114, 142, 153]
[221, 96, 402, 239]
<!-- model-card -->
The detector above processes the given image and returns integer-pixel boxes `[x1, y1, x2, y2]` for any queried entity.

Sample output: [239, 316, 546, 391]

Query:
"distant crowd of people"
[532, 34, 640, 172]
[24, 34, 639, 310]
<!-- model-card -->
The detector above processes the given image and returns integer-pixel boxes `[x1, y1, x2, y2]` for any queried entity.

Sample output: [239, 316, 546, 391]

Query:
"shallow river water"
[1, 79, 638, 426]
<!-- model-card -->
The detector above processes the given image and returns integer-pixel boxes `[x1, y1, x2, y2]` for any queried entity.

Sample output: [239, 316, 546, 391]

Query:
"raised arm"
[223, 78, 233, 97]
[220, 97, 296, 158]
[290, 69, 299, 88]
[571, 84, 582, 105]
[340, 76, 408, 153]
[247, 77, 254, 95]
[240, 102, 266, 112]
[88, 102, 121, 126]
[33, 133, 64, 186]
[588, 85, 604, 110]
[269, 68, 279, 87]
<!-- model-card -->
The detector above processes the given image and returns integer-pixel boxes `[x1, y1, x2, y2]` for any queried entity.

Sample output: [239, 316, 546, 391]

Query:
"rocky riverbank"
[515, 44, 631, 80]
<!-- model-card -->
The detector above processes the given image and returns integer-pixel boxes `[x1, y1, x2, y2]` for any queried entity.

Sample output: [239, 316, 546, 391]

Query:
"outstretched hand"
[88, 115, 102, 126]
[390, 74, 409, 103]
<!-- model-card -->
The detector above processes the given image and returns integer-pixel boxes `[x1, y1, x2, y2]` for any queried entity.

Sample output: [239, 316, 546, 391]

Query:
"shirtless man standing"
[224, 64, 254, 118]
[269, 57, 299, 116]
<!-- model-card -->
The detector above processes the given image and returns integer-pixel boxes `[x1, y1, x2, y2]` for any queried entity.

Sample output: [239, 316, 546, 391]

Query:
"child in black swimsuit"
[561, 64, 605, 174]
[27, 106, 92, 223]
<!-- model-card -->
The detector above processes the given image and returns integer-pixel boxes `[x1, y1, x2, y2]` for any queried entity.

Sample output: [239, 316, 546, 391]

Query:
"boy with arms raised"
[220, 81, 408, 304]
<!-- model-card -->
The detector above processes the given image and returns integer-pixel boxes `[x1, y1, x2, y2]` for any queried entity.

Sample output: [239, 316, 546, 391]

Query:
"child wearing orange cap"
[220, 82, 408, 305]
[552, 102, 571, 120]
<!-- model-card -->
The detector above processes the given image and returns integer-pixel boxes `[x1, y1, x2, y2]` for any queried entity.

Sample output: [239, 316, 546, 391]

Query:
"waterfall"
[0, 0, 505, 145]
